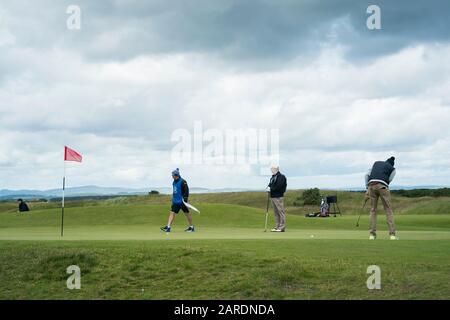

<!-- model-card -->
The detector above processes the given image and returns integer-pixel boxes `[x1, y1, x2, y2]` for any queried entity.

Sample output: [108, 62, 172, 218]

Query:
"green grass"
[1, 240, 449, 299]
[0, 192, 449, 300]
[2, 189, 450, 215]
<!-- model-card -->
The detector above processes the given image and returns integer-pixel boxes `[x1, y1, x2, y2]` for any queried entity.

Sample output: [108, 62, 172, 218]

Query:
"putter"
[356, 197, 369, 227]
[264, 191, 270, 232]
[182, 200, 200, 214]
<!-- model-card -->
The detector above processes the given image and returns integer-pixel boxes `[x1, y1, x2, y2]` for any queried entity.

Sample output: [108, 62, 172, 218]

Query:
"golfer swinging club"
[267, 165, 287, 232]
[160, 168, 195, 233]
[365, 156, 397, 240]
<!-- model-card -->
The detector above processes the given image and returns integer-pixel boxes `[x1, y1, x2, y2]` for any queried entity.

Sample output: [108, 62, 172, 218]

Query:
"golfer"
[160, 168, 195, 233]
[17, 199, 30, 213]
[365, 156, 397, 240]
[267, 166, 287, 232]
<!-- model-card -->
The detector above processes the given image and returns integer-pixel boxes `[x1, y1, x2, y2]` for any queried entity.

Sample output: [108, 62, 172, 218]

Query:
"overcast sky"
[1, 0, 450, 190]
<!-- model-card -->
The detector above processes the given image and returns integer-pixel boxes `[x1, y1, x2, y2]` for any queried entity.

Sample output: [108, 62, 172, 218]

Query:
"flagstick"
[61, 160, 66, 237]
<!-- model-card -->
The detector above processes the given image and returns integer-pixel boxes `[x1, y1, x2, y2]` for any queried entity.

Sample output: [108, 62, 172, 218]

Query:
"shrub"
[302, 188, 321, 206]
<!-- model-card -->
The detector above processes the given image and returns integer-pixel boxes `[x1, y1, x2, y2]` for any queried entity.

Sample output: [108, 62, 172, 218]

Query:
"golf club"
[264, 191, 270, 232]
[182, 200, 201, 214]
[356, 197, 370, 227]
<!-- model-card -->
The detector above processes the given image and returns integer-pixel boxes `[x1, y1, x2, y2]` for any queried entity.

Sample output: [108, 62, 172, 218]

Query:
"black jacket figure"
[268, 171, 287, 198]
[17, 199, 30, 212]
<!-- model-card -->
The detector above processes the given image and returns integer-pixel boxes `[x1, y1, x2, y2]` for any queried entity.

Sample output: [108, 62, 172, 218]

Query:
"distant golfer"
[267, 166, 287, 232]
[17, 199, 30, 213]
[160, 168, 195, 233]
[365, 156, 397, 240]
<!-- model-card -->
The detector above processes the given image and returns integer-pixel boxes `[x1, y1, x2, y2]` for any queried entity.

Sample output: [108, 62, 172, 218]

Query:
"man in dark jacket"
[267, 166, 287, 232]
[365, 156, 397, 240]
[17, 199, 30, 213]
[160, 168, 194, 233]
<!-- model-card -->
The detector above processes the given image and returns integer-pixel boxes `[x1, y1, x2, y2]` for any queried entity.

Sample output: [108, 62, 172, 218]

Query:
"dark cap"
[386, 156, 395, 166]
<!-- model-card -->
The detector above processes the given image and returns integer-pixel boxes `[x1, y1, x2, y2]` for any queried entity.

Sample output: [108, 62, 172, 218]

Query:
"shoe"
[273, 229, 283, 233]
[369, 235, 376, 240]
[185, 226, 195, 232]
[160, 226, 171, 233]
[390, 235, 398, 240]
[270, 228, 278, 232]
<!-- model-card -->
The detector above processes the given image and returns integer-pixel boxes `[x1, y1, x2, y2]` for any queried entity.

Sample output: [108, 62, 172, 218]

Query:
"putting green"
[1, 203, 449, 241]
[1, 226, 449, 241]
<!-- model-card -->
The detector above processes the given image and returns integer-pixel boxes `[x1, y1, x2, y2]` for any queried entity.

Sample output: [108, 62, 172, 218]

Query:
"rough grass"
[0, 240, 449, 300]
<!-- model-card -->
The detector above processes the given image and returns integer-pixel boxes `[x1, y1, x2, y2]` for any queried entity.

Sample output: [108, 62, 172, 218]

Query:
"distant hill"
[1, 185, 448, 201]
[0, 185, 249, 200]
[0, 186, 149, 200]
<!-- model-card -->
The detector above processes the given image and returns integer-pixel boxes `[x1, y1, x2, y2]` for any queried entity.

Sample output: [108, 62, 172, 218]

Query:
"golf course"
[1, 190, 449, 300]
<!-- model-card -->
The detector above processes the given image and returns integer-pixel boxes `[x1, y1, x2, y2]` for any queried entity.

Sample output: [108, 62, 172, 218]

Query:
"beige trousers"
[271, 197, 286, 230]
[368, 183, 396, 236]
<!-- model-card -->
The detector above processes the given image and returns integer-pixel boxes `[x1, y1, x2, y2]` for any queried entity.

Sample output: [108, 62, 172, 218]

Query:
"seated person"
[319, 199, 329, 217]
[17, 199, 30, 213]
[305, 198, 330, 218]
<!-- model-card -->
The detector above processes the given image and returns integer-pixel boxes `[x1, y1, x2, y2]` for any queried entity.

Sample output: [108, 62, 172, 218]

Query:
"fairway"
[1, 201, 449, 299]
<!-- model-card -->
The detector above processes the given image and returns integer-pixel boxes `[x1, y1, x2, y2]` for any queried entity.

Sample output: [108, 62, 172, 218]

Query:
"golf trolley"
[326, 195, 342, 217]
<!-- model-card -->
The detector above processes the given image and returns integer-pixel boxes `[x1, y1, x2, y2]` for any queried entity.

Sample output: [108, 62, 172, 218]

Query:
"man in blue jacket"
[365, 156, 397, 240]
[161, 168, 195, 233]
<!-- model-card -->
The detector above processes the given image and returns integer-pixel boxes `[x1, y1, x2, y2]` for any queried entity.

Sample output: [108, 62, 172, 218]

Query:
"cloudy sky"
[1, 0, 450, 190]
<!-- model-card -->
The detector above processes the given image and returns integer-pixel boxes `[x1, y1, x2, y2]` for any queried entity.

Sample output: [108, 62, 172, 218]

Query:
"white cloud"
[1, 5, 450, 190]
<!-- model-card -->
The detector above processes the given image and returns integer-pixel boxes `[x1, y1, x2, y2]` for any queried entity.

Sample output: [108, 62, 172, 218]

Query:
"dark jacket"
[181, 179, 189, 202]
[18, 201, 30, 212]
[367, 161, 395, 187]
[268, 172, 287, 198]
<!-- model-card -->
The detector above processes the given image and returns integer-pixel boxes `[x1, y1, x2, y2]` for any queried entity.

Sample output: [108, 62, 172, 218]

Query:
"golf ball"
[310, 235, 314, 238]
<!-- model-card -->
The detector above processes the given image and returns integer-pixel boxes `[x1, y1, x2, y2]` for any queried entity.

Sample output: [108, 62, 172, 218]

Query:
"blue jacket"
[172, 177, 189, 204]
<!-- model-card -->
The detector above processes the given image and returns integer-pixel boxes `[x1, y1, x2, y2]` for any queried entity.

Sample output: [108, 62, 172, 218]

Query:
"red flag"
[64, 146, 82, 162]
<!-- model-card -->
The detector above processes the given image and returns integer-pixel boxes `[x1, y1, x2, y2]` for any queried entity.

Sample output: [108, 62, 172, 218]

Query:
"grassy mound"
[2, 190, 450, 216]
